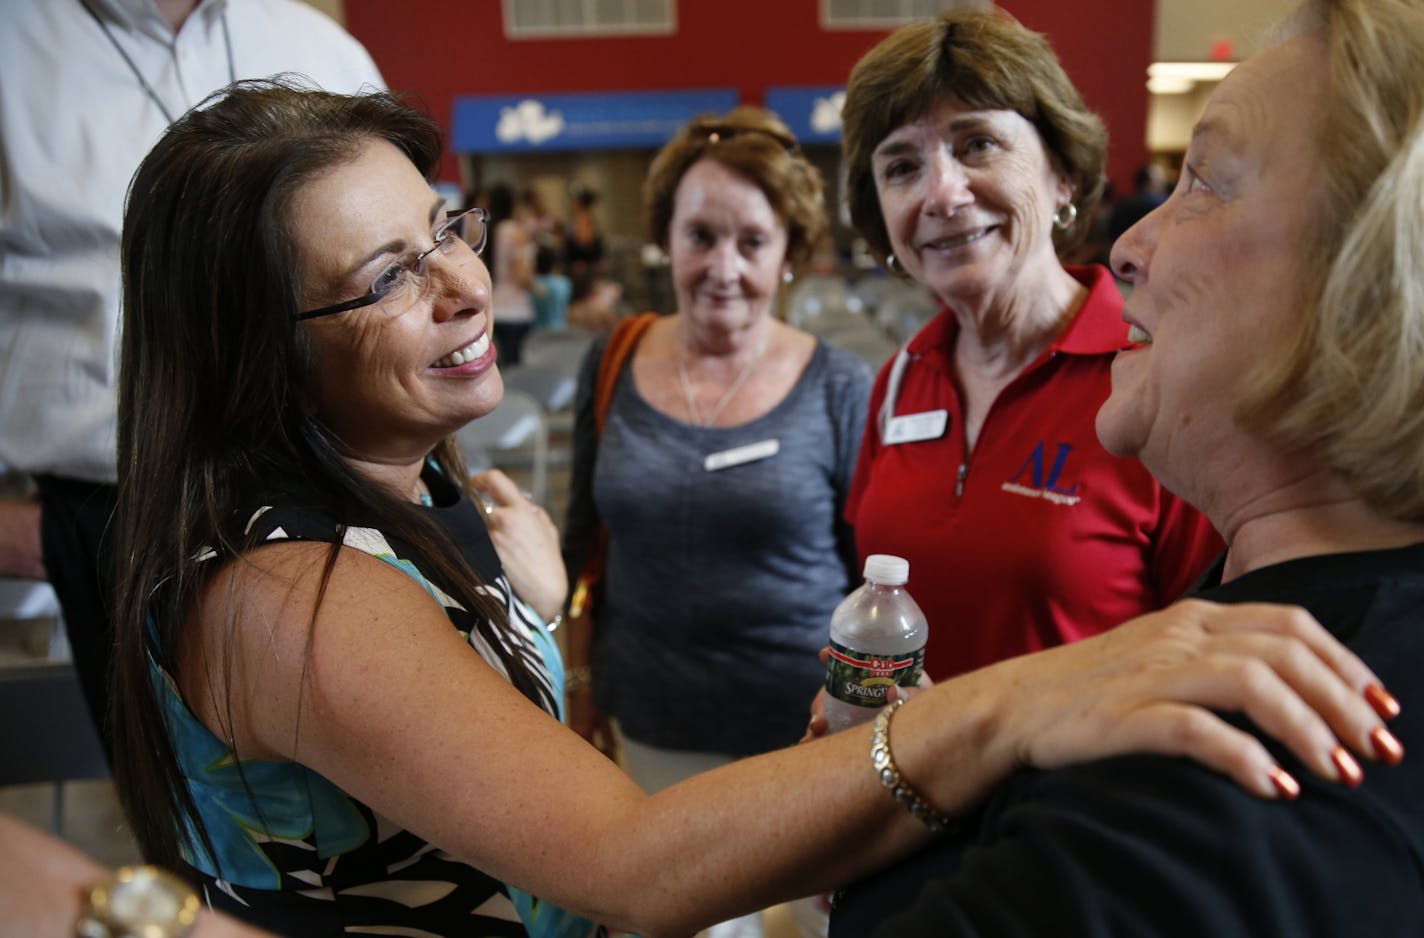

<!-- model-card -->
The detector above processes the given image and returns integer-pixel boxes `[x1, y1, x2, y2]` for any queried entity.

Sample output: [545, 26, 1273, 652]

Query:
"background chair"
[827, 328, 900, 370]
[521, 328, 595, 372]
[849, 273, 900, 315]
[500, 362, 577, 415]
[785, 274, 855, 333]
[499, 362, 580, 514]
[0, 579, 108, 835]
[515, 330, 594, 439]
[453, 388, 550, 507]
[500, 360, 580, 452]
[873, 282, 940, 343]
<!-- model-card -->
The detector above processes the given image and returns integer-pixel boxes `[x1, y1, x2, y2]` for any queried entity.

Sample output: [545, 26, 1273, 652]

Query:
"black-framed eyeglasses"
[294, 206, 489, 322]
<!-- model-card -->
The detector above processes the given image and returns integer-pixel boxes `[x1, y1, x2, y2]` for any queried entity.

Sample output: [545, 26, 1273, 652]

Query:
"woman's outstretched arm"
[189, 547, 1395, 937]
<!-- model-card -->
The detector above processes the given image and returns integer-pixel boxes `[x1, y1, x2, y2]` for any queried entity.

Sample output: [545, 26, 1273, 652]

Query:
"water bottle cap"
[863, 554, 909, 585]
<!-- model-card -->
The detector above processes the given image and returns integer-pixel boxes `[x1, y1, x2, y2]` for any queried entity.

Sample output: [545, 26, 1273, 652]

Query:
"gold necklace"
[676, 334, 769, 427]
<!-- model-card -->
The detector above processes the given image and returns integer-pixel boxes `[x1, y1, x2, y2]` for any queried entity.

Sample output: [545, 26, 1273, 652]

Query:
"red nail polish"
[1331, 747, 1364, 787]
[1365, 684, 1401, 720]
[1370, 726, 1405, 766]
[1269, 767, 1300, 800]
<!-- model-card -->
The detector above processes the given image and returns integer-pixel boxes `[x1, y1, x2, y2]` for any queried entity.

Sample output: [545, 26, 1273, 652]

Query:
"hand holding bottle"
[822, 555, 928, 733]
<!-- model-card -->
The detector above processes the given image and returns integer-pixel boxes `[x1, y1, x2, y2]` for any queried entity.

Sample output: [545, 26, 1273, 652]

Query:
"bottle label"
[824, 639, 925, 709]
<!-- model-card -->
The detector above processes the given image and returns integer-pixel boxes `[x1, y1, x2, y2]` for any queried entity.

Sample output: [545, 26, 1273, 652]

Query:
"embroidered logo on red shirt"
[1001, 441, 1083, 506]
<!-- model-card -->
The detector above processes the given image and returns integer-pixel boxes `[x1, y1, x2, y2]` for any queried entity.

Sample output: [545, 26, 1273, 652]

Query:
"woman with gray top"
[561, 106, 871, 937]
[563, 108, 870, 764]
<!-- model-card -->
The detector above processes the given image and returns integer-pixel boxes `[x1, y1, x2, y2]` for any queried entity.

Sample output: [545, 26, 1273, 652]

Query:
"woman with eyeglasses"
[109, 80, 1399, 938]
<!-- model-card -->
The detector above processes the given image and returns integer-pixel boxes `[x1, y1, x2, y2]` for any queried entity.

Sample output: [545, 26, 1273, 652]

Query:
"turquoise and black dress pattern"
[154, 470, 604, 938]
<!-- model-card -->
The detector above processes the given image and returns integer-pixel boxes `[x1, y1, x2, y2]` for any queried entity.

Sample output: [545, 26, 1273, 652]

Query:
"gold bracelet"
[871, 698, 953, 833]
[565, 665, 592, 694]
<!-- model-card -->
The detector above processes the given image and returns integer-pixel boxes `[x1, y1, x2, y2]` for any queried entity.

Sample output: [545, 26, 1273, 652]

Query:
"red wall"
[343, 0, 1151, 191]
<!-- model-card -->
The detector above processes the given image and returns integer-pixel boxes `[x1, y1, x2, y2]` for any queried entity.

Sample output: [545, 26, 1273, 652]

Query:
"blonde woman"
[835, 1, 1424, 931]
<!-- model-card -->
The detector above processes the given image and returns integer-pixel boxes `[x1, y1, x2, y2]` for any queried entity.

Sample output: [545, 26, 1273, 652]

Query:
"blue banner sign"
[765, 86, 846, 144]
[452, 89, 739, 153]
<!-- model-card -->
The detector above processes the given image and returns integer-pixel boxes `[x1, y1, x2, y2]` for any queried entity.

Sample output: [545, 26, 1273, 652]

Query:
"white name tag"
[704, 438, 781, 472]
[884, 410, 948, 445]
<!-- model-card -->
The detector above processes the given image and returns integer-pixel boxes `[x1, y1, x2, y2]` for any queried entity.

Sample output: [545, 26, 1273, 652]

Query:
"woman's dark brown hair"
[113, 78, 539, 873]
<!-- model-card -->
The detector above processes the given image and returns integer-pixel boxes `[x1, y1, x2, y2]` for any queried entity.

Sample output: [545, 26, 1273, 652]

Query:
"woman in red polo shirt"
[840, 7, 1222, 680]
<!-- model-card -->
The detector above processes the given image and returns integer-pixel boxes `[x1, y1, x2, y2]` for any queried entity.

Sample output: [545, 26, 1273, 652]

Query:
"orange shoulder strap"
[593, 312, 657, 436]
[569, 312, 657, 619]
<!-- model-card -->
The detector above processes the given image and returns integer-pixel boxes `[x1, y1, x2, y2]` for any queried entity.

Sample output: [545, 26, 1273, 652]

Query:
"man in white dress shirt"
[0, 0, 384, 746]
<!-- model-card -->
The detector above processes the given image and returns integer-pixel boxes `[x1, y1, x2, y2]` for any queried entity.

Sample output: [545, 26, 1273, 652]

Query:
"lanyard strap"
[79, 0, 235, 126]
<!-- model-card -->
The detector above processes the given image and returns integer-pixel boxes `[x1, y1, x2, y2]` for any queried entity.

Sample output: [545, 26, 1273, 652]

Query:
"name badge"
[884, 410, 948, 445]
[704, 438, 780, 472]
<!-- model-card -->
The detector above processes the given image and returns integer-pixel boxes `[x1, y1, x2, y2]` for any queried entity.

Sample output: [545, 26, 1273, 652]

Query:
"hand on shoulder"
[981, 598, 1396, 798]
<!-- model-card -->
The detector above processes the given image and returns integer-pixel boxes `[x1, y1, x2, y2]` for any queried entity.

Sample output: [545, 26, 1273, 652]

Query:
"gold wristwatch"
[76, 865, 200, 938]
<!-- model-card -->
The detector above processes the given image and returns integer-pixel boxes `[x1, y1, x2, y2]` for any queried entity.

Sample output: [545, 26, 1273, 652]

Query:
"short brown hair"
[643, 106, 828, 267]
[841, 7, 1107, 262]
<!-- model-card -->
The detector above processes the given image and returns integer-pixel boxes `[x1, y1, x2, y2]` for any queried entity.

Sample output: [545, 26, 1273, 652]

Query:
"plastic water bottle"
[823, 554, 928, 733]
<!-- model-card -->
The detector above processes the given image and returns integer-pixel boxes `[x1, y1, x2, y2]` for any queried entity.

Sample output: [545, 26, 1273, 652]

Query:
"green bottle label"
[824, 639, 925, 709]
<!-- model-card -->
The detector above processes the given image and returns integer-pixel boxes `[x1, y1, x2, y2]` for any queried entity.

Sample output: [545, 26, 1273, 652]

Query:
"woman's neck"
[945, 263, 1086, 454]
[346, 454, 429, 506]
[674, 312, 776, 362]
[1216, 471, 1424, 582]
[950, 263, 1087, 381]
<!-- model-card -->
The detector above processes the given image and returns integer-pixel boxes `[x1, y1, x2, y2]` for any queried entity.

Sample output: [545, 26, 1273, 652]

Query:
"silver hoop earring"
[886, 253, 905, 276]
[1053, 202, 1078, 231]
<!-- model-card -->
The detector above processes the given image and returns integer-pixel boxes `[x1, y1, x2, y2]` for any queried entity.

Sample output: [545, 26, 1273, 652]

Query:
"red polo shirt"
[846, 266, 1223, 680]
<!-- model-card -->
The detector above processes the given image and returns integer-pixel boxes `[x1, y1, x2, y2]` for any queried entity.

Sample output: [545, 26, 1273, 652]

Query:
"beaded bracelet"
[871, 698, 954, 833]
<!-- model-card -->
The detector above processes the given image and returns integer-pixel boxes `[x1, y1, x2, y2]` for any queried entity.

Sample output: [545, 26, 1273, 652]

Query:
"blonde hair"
[840, 6, 1107, 262]
[643, 107, 827, 267]
[1240, 0, 1424, 520]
